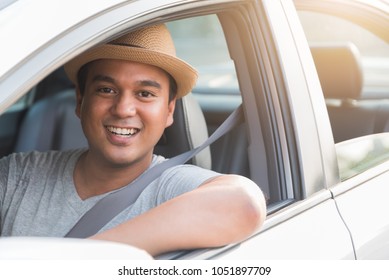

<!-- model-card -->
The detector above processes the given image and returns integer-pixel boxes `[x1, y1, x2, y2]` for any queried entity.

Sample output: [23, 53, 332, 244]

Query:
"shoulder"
[1, 149, 85, 170]
[153, 163, 220, 203]
[163, 164, 219, 181]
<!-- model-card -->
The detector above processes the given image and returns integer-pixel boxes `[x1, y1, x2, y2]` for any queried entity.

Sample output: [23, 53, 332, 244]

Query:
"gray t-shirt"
[0, 149, 218, 237]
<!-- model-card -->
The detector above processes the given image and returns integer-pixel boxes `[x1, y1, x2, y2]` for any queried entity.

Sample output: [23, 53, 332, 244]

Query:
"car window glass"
[336, 133, 389, 180]
[167, 15, 239, 95]
[167, 15, 265, 197]
[298, 11, 389, 181]
[299, 11, 389, 97]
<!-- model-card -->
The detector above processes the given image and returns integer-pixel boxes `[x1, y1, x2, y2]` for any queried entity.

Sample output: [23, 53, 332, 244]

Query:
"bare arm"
[90, 174, 266, 256]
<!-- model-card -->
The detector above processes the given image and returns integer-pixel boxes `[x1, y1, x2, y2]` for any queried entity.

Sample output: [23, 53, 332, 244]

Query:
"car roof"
[0, 0, 185, 112]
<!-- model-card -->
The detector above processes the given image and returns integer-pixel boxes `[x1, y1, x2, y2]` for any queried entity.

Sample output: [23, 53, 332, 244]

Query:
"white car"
[1, 0, 389, 260]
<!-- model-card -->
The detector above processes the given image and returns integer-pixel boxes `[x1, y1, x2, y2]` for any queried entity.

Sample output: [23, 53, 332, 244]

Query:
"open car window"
[168, 15, 239, 95]
[299, 10, 389, 99]
[299, 9, 389, 181]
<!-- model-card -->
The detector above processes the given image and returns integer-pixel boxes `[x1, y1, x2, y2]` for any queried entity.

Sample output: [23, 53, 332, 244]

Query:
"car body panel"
[214, 193, 354, 259]
[0, 237, 152, 259]
[331, 159, 389, 259]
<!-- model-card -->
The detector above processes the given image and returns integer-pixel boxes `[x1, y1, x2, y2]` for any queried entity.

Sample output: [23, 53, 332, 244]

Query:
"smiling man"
[0, 24, 266, 256]
[72, 60, 175, 198]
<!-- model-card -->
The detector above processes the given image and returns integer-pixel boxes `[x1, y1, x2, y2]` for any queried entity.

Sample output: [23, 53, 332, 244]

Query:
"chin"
[105, 152, 151, 168]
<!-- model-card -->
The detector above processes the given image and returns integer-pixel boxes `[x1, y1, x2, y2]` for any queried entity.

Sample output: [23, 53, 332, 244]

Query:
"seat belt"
[65, 104, 244, 238]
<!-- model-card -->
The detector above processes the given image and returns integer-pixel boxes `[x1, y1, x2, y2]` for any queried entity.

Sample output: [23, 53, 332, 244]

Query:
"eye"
[137, 90, 155, 98]
[98, 87, 116, 94]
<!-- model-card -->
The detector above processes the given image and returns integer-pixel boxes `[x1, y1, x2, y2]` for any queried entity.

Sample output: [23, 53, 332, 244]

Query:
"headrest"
[154, 93, 211, 169]
[311, 43, 363, 100]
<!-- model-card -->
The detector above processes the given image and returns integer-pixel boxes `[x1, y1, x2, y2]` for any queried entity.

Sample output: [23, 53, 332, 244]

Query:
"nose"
[111, 93, 136, 117]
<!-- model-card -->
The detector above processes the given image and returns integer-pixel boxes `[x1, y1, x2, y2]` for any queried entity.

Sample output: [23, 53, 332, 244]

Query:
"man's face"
[76, 59, 175, 168]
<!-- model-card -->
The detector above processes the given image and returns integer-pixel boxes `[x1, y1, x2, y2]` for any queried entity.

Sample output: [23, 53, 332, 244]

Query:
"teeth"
[107, 126, 138, 136]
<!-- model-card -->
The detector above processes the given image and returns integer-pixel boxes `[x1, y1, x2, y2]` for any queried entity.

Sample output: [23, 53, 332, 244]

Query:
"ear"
[75, 87, 83, 119]
[165, 98, 176, 128]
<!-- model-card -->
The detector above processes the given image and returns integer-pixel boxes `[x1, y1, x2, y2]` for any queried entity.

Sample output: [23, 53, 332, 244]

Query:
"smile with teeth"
[106, 126, 139, 137]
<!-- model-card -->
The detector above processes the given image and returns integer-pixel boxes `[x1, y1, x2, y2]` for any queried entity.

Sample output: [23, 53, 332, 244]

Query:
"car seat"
[14, 87, 211, 169]
[311, 43, 389, 143]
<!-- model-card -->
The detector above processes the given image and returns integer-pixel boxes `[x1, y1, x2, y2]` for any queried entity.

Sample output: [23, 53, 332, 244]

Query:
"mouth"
[106, 126, 140, 137]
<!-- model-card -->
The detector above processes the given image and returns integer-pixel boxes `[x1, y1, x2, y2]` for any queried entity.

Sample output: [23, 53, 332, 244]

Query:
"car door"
[163, 0, 355, 259]
[208, 0, 355, 259]
[296, 0, 389, 259]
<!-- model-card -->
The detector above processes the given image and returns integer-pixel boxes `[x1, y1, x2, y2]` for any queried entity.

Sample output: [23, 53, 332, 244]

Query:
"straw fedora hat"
[64, 24, 198, 98]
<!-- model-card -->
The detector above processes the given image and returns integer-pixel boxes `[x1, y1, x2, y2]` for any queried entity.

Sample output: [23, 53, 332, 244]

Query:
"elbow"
[214, 175, 267, 245]
[192, 174, 267, 249]
[235, 176, 267, 239]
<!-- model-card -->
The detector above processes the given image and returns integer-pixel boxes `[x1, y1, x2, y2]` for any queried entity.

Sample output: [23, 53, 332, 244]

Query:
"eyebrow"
[91, 75, 162, 90]
[137, 80, 162, 90]
[92, 75, 116, 84]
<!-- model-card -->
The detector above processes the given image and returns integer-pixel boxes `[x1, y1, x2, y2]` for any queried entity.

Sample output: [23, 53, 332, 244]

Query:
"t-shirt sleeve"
[154, 164, 220, 205]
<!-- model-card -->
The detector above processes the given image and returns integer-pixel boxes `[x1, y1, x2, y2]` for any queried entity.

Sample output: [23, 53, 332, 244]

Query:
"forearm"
[91, 175, 266, 256]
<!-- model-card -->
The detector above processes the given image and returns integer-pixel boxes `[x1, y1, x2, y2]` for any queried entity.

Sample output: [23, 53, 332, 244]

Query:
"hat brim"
[64, 44, 198, 98]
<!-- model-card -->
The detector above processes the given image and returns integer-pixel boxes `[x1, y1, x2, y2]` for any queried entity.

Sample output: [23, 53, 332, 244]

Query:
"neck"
[74, 151, 153, 200]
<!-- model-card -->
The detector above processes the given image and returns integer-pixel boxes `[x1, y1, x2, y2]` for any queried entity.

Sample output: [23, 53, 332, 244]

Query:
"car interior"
[12, 73, 213, 170]
[0, 42, 386, 211]
[16, 68, 249, 172]
[311, 43, 389, 143]
[8, 44, 389, 156]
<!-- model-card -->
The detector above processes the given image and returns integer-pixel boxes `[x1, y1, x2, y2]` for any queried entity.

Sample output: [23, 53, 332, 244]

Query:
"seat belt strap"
[65, 105, 244, 238]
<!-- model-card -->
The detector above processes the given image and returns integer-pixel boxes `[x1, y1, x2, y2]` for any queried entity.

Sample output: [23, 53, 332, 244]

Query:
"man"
[0, 24, 266, 256]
